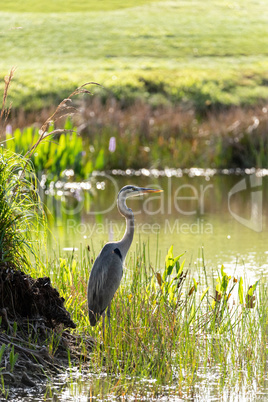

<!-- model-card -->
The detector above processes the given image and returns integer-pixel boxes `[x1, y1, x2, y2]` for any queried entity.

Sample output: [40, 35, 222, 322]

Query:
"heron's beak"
[138, 187, 163, 194]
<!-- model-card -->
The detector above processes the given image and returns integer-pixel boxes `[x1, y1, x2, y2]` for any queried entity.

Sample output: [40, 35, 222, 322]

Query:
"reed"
[36, 244, 264, 400]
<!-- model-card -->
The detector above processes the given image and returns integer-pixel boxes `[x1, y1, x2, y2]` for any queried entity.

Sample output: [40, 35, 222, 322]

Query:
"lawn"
[0, 0, 155, 12]
[0, 0, 268, 110]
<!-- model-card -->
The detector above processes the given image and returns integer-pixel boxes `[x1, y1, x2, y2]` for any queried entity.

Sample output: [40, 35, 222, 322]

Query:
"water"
[45, 170, 268, 281]
[12, 170, 268, 401]
[8, 365, 268, 401]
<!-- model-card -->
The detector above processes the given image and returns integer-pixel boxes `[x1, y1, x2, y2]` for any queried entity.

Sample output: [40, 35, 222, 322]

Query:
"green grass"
[0, 149, 44, 269]
[0, 0, 155, 12]
[0, 0, 268, 111]
[34, 243, 266, 399]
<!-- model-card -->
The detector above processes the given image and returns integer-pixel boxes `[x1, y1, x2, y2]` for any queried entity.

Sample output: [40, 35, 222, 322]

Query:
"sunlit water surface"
[8, 365, 268, 401]
[46, 171, 268, 281]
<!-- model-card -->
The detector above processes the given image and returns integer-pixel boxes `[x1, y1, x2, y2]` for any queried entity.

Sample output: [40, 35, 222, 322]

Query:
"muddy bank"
[0, 265, 94, 394]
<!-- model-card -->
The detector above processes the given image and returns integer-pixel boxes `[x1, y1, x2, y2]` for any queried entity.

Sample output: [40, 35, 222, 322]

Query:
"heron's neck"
[117, 199, 135, 261]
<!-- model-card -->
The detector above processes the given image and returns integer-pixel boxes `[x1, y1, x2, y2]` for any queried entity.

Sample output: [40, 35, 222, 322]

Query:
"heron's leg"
[107, 303, 111, 330]
[102, 310, 106, 338]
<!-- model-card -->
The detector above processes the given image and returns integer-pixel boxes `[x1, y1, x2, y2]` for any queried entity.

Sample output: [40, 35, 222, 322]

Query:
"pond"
[12, 169, 268, 401]
[45, 169, 268, 281]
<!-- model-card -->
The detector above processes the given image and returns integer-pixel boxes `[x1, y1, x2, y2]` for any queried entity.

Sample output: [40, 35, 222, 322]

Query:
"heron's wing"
[87, 245, 123, 326]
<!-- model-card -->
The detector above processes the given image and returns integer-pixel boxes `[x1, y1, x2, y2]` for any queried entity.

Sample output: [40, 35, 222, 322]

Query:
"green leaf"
[174, 252, 185, 271]
[238, 277, 243, 304]
[251, 280, 259, 293]
[165, 245, 173, 266]
[168, 284, 175, 301]
[190, 303, 195, 321]
[220, 266, 230, 293]
[177, 258, 185, 277]
[164, 245, 175, 279]
[193, 278, 198, 291]
[201, 286, 209, 301]
[72, 259, 76, 270]
[94, 149, 105, 170]
[0, 344, 6, 362]
[216, 282, 221, 293]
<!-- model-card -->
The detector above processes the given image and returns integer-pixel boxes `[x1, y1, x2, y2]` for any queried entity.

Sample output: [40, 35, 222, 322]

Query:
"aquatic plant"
[6, 106, 268, 180]
[5, 121, 96, 181]
[5, 117, 107, 181]
[39, 243, 263, 399]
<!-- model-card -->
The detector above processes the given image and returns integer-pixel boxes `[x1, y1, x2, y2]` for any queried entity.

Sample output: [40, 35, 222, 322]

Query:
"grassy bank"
[1, 0, 268, 111]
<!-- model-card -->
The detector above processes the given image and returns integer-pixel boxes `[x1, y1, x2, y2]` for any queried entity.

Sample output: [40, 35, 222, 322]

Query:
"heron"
[87, 185, 162, 335]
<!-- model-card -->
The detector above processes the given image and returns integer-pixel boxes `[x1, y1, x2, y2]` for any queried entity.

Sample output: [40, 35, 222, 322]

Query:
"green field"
[0, 0, 155, 12]
[0, 0, 268, 110]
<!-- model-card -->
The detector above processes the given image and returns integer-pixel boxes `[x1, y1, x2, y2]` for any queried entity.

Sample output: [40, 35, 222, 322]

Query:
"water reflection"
[9, 364, 268, 401]
[44, 173, 268, 280]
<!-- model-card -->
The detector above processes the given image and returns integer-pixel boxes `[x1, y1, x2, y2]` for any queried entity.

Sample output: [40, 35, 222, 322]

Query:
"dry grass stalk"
[0, 70, 100, 191]
[0, 67, 16, 137]
[26, 82, 100, 158]
[0, 68, 100, 155]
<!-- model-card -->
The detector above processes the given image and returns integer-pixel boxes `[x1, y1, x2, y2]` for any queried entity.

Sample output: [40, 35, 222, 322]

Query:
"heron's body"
[87, 243, 123, 325]
[87, 185, 162, 332]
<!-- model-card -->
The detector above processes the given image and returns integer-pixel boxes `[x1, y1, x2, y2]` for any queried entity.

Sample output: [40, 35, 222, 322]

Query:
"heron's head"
[117, 185, 163, 218]
[118, 185, 163, 200]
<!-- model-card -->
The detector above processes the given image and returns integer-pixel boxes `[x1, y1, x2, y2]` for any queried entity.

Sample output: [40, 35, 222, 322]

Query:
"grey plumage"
[87, 244, 123, 325]
[87, 185, 162, 330]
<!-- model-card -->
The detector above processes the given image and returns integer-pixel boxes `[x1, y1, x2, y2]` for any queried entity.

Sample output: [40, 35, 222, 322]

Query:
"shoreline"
[5, 100, 268, 171]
